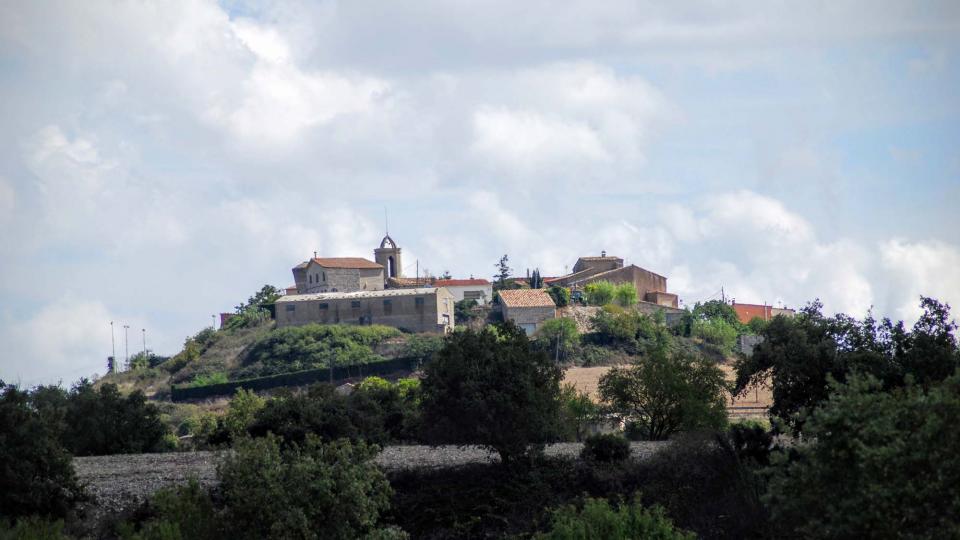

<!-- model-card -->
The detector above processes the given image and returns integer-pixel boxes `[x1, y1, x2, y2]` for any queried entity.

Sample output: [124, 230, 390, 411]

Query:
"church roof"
[310, 257, 383, 270]
[276, 288, 440, 302]
[435, 279, 490, 287]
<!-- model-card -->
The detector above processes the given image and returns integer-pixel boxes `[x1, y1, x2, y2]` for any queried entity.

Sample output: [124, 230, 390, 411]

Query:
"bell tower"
[375, 234, 402, 279]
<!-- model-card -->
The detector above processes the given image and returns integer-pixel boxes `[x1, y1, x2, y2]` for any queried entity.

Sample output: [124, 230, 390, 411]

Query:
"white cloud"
[0, 176, 14, 221]
[1, 296, 116, 386]
[471, 107, 610, 168]
[881, 239, 960, 321]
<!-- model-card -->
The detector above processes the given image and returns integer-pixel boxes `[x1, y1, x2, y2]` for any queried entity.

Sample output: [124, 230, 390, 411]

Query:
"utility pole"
[211, 314, 216, 329]
[142, 328, 147, 360]
[110, 321, 116, 372]
[123, 325, 130, 369]
[721, 286, 725, 303]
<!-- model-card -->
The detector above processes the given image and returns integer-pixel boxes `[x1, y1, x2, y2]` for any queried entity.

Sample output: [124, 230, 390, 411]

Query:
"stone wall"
[503, 304, 556, 334]
[276, 289, 455, 333]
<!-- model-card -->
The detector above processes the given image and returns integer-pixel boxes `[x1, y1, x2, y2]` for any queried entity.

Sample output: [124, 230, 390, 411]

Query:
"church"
[278, 235, 455, 334]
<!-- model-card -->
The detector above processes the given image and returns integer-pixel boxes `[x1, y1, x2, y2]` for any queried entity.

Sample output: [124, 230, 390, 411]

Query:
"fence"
[170, 356, 422, 402]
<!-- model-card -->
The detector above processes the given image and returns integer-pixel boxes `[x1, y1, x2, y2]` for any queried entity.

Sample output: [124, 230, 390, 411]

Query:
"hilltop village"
[265, 232, 787, 335]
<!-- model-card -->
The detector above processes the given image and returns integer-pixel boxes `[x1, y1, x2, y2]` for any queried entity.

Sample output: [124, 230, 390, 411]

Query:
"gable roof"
[276, 287, 440, 302]
[498, 289, 556, 308]
[310, 257, 383, 270]
[435, 278, 490, 287]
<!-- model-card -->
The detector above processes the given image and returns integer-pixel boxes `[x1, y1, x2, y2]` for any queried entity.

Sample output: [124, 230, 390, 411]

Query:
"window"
[415, 297, 424, 311]
[318, 303, 328, 310]
[285, 304, 296, 312]
[351, 301, 361, 309]
[464, 290, 483, 301]
[308, 275, 313, 284]
[383, 299, 392, 315]
[322, 272, 326, 282]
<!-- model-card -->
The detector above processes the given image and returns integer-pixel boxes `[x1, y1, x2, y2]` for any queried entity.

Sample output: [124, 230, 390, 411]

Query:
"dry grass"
[563, 362, 773, 417]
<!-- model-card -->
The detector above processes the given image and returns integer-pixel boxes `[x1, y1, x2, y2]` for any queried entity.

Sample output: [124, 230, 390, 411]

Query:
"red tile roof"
[435, 279, 490, 287]
[311, 257, 383, 270]
[498, 289, 556, 308]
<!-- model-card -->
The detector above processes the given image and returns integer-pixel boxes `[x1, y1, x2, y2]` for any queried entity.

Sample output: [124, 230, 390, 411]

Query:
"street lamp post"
[123, 325, 130, 369]
[142, 328, 147, 360]
[110, 321, 116, 372]
[212, 314, 216, 330]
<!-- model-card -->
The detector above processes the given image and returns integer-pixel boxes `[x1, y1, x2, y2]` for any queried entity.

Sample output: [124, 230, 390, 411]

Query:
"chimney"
[601, 250, 606, 258]
[313, 251, 317, 258]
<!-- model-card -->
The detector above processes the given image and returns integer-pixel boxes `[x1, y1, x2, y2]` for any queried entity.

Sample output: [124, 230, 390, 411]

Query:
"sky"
[1, 1, 959, 386]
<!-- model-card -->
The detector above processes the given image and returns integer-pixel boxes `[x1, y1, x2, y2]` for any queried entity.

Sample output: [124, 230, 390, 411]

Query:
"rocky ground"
[74, 442, 669, 517]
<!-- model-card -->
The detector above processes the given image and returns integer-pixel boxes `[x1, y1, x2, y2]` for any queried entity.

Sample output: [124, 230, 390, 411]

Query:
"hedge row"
[170, 357, 422, 402]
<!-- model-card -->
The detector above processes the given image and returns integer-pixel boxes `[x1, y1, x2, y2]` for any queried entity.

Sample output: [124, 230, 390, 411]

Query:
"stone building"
[292, 257, 384, 294]
[275, 287, 455, 333]
[497, 289, 557, 335]
[435, 279, 493, 304]
[374, 234, 403, 279]
[546, 252, 679, 308]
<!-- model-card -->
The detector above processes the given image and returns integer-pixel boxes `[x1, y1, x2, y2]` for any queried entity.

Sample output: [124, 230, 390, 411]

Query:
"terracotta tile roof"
[498, 289, 556, 308]
[436, 279, 491, 287]
[387, 277, 435, 288]
[310, 257, 383, 270]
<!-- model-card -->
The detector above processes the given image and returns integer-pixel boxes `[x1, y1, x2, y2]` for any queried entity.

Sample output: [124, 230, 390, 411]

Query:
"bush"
[535, 318, 580, 362]
[454, 299, 480, 326]
[420, 322, 563, 465]
[0, 516, 67, 539]
[218, 434, 394, 540]
[0, 383, 82, 520]
[188, 372, 228, 387]
[116, 479, 220, 540]
[560, 384, 598, 441]
[401, 334, 444, 362]
[548, 286, 571, 308]
[580, 434, 631, 463]
[613, 283, 638, 307]
[599, 348, 728, 440]
[222, 388, 266, 440]
[245, 324, 400, 376]
[583, 281, 616, 306]
[765, 372, 960, 538]
[60, 381, 170, 456]
[691, 318, 738, 354]
[537, 496, 694, 539]
[727, 420, 773, 467]
[588, 307, 662, 352]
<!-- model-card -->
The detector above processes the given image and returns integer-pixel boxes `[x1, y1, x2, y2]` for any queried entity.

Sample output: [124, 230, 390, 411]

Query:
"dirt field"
[563, 364, 772, 418]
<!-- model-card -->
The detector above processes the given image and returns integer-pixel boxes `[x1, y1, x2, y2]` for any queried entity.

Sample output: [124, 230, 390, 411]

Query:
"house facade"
[497, 289, 557, 335]
[546, 252, 679, 308]
[275, 287, 455, 333]
[434, 279, 493, 304]
[292, 257, 384, 294]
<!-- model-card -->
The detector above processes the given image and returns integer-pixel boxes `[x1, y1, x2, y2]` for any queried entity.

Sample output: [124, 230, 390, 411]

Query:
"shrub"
[537, 496, 694, 540]
[0, 383, 82, 520]
[401, 334, 444, 362]
[588, 307, 662, 352]
[580, 434, 631, 463]
[117, 479, 220, 540]
[613, 283, 638, 307]
[535, 318, 580, 362]
[548, 286, 571, 308]
[454, 299, 480, 326]
[188, 372, 229, 387]
[218, 434, 394, 540]
[222, 388, 266, 440]
[245, 324, 400, 376]
[599, 348, 728, 440]
[420, 322, 563, 465]
[0, 516, 67, 539]
[727, 420, 774, 467]
[765, 372, 960, 538]
[583, 281, 616, 306]
[691, 318, 738, 354]
[560, 384, 598, 441]
[61, 381, 170, 456]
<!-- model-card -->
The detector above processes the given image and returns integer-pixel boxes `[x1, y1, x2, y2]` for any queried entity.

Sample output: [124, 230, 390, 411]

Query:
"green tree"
[0, 383, 83, 520]
[691, 317, 739, 354]
[734, 297, 959, 431]
[536, 318, 580, 362]
[454, 299, 480, 326]
[61, 381, 170, 456]
[745, 316, 769, 335]
[692, 300, 742, 328]
[599, 348, 728, 440]
[420, 322, 563, 465]
[613, 283, 638, 307]
[218, 434, 395, 540]
[583, 281, 616, 306]
[548, 286, 571, 308]
[765, 372, 960, 538]
[493, 254, 512, 291]
[245, 324, 400, 376]
[537, 496, 694, 540]
[559, 384, 598, 441]
[530, 268, 544, 289]
[223, 388, 266, 440]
